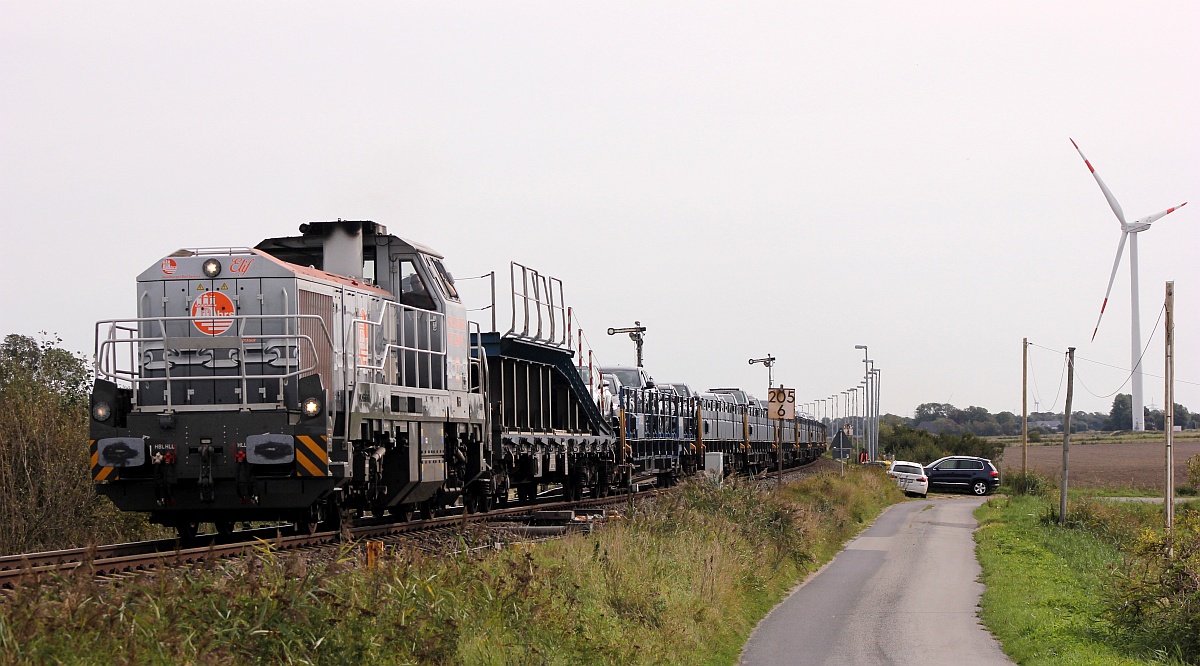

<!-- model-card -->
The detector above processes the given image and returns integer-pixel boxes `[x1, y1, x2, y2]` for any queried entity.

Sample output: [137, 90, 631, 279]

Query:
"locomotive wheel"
[295, 503, 323, 535]
[295, 520, 318, 535]
[215, 520, 235, 536]
[176, 522, 199, 540]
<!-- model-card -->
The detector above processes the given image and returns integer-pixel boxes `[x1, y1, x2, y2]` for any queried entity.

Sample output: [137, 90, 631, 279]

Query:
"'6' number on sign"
[767, 387, 795, 420]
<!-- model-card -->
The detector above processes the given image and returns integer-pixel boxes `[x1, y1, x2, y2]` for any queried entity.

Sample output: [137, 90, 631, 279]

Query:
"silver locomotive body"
[90, 221, 487, 533]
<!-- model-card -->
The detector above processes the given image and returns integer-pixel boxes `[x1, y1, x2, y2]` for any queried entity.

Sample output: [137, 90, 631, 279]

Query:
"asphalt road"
[740, 497, 1011, 666]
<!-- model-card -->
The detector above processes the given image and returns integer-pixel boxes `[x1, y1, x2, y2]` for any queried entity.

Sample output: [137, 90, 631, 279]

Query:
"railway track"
[0, 489, 644, 590]
[1, 457, 832, 590]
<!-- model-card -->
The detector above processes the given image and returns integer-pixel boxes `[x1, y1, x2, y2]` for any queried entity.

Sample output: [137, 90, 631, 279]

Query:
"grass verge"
[975, 493, 1194, 665]
[1, 467, 902, 665]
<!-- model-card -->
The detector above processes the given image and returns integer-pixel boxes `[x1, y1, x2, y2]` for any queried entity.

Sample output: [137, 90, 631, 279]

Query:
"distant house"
[1030, 420, 1061, 432]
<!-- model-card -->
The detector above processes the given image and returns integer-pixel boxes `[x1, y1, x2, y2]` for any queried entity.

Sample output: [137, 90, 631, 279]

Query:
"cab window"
[430, 258, 459, 301]
[398, 260, 436, 310]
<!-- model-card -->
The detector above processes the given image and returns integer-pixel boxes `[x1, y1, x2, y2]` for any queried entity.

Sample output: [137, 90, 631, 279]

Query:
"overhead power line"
[1030, 305, 1199, 402]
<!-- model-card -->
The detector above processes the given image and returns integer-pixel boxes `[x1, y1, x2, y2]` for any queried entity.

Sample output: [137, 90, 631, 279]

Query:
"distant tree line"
[904, 396, 1198, 438]
[876, 395, 1198, 465]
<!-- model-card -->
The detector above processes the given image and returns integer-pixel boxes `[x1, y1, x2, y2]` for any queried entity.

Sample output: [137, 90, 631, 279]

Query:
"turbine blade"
[1070, 138, 1127, 226]
[1092, 231, 1129, 341]
[1142, 201, 1188, 226]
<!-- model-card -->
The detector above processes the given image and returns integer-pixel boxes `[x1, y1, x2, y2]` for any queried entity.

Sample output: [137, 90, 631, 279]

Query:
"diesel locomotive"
[89, 221, 825, 537]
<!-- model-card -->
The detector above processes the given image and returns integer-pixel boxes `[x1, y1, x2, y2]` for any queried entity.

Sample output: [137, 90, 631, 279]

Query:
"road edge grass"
[974, 494, 1185, 666]
[0, 466, 903, 665]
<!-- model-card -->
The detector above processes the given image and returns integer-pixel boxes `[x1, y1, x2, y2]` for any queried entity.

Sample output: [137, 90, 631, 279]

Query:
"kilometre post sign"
[767, 387, 795, 420]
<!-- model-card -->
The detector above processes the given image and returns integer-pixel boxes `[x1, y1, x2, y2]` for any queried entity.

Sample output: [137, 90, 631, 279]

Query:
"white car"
[888, 460, 929, 498]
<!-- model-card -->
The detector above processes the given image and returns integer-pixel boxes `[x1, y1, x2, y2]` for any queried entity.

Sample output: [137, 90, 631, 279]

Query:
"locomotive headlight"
[302, 397, 322, 418]
[92, 401, 112, 422]
[202, 258, 222, 277]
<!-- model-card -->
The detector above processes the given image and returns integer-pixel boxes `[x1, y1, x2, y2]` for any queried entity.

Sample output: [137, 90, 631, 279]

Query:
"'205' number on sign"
[767, 388, 795, 420]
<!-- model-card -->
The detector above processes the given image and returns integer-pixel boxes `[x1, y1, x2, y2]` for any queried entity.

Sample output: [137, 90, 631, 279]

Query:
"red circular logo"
[191, 291, 235, 335]
[161, 258, 177, 275]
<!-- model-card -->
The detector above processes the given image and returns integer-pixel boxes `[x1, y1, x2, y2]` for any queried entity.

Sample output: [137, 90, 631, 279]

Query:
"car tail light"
[990, 470, 998, 477]
[919, 477, 927, 482]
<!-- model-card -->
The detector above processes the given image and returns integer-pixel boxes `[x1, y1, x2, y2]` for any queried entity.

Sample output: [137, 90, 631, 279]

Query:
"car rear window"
[966, 461, 984, 470]
[892, 464, 921, 475]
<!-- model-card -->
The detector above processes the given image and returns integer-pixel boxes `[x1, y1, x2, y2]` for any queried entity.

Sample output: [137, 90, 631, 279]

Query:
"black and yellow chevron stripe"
[295, 435, 328, 477]
[89, 439, 117, 482]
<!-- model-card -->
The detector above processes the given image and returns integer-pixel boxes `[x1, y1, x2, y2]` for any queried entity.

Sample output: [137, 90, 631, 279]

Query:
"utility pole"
[1059, 347, 1075, 527]
[607, 321, 647, 367]
[1022, 337, 1028, 478]
[1165, 281, 1175, 532]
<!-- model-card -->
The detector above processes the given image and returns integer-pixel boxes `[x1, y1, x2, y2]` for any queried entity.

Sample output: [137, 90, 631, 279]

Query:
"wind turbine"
[1070, 138, 1187, 431]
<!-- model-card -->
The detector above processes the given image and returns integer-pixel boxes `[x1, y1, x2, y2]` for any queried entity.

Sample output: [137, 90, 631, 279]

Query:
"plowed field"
[1003, 440, 1200, 492]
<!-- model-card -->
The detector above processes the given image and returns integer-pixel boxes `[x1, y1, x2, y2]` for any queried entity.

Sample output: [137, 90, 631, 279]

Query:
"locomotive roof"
[254, 220, 443, 269]
[137, 248, 392, 297]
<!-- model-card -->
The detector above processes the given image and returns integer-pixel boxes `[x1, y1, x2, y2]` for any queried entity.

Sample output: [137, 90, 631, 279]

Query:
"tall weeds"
[1, 467, 902, 665]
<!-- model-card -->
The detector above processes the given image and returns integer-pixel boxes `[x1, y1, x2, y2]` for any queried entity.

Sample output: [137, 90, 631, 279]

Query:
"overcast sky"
[2, 2, 1197, 419]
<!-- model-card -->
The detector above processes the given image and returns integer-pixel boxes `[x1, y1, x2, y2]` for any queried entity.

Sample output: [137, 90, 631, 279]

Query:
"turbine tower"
[1071, 138, 1187, 431]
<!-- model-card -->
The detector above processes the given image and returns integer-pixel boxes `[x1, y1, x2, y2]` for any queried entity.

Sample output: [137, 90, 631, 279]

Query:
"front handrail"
[179, 247, 256, 256]
[94, 313, 333, 409]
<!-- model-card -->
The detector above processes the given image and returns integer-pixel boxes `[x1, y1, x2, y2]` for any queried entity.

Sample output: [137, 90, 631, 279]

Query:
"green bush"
[1108, 508, 1200, 662]
[0, 334, 165, 555]
[880, 424, 1003, 465]
[1005, 469, 1050, 496]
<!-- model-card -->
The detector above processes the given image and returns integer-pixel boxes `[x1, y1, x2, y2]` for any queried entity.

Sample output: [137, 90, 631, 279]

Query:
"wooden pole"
[1165, 281, 1175, 532]
[366, 540, 383, 568]
[1022, 337, 1028, 478]
[1059, 347, 1075, 527]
